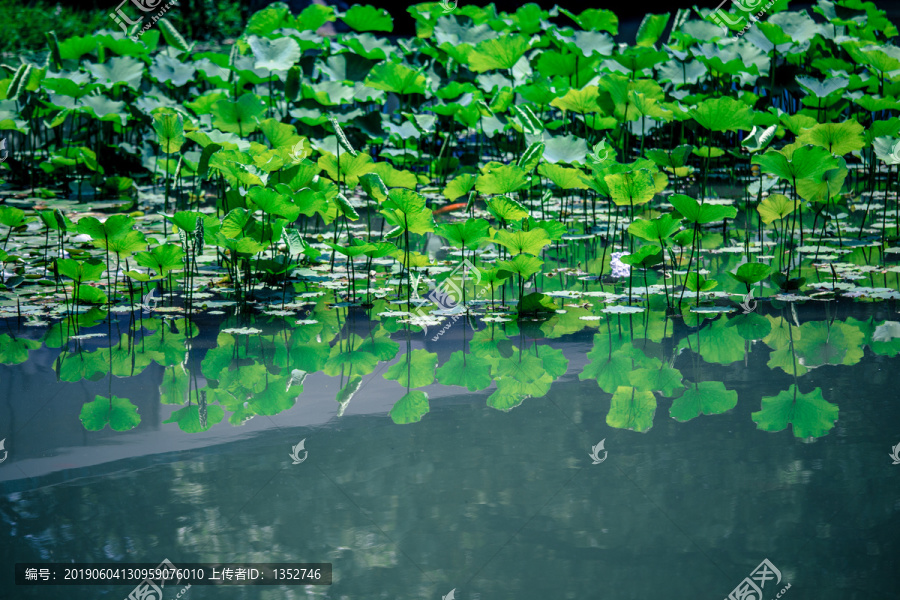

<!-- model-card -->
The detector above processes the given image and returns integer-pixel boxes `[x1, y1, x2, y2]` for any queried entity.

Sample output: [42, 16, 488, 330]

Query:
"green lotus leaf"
[669, 381, 737, 422]
[58, 34, 98, 60]
[542, 134, 589, 165]
[689, 97, 754, 132]
[627, 213, 682, 243]
[320, 53, 377, 82]
[613, 47, 668, 74]
[796, 158, 848, 203]
[248, 34, 300, 71]
[796, 121, 865, 156]
[604, 169, 656, 206]
[550, 85, 602, 114]
[381, 188, 434, 235]
[726, 312, 772, 341]
[134, 243, 184, 276]
[153, 109, 185, 154]
[296, 3, 337, 31]
[164, 404, 224, 433]
[342, 32, 394, 60]
[58, 347, 108, 382]
[525, 218, 565, 242]
[85, 56, 144, 90]
[477, 165, 529, 195]
[443, 173, 477, 201]
[731, 262, 771, 287]
[370, 162, 417, 189]
[872, 136, 900, 165]
[484, 196, 528, 223]
[538, 163, 589, 190]
[248, 186, 300, 221]
[741, 125, 777, 153]
[794, 321, 865, 369]
[357, 172, 388, 202]
[668, 194, 737, 224]
[149, 54, 196, 86]
[629, 363, 683, 397]
[752, 385, 838, 438]
[679, 317, 745, 365]
[559, 7, 618, 33]
[607, 386, 656, 432]
[435, 218, 491, 251]
[757, 194, 796, 224]
[486, 377, 534, 411]
[80, 96, 127, 126]
[302, 80, 358, 106]
[635, 12, 670, 47]
[342, 4, 393, 31]
[0, 206, 26, 228]
[212, 94, 267, 136]
[323, 338, 379, 377]
[513, 292, 555, 315]
[38, 208, 72, 232]
[752, 144, 837, 182]
[333, 193, 359, 221]
[510, 104, 544, 136]
[493, 352, 553, 392]
[383, 349, 437, 388]
[436, 350, 492, 391]
[684, 272, 717, 293]
[390, 390, 430, 424]
[258, 118, 304, 150]
[334, 375, 363, 414]
[467, 34, 529, 72]
[796, 75, 848, 98]
[317, 152, 374, 187]
[494, 229, 550, 256]
[80, 395, 140, 432]
[0, 334, 40, 365]
[494, 255, 542, 284]
[364, 61, 427, 95]
[55, 258, 106, 282]
[619, 245, 662, 267]
[516, 141, 545, 173]
[245, 2, 292, 35]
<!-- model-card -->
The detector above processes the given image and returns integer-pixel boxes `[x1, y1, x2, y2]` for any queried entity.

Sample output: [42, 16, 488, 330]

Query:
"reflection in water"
[2, 292, 899, 436]
[1, 295, 899, 598]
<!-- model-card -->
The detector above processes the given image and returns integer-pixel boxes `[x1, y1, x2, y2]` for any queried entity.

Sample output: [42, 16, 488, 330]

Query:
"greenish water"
[1, 300, 899, 599]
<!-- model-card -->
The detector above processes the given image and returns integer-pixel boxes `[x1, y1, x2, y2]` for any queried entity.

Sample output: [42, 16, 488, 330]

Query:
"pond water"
[1, 298, 898, 600]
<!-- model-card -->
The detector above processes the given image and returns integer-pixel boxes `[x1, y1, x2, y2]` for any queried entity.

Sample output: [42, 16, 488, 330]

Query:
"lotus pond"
[2, 0, 900, 598]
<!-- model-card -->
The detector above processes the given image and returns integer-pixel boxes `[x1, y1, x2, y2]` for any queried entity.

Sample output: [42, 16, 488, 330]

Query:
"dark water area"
[1, 298, 899, 600]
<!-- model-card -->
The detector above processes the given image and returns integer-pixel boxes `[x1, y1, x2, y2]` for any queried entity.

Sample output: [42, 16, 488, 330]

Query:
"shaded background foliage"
[7, 0, 875, 53]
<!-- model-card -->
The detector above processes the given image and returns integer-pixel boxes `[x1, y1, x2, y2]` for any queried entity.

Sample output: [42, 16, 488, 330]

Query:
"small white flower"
[610, 252, 631, 278]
